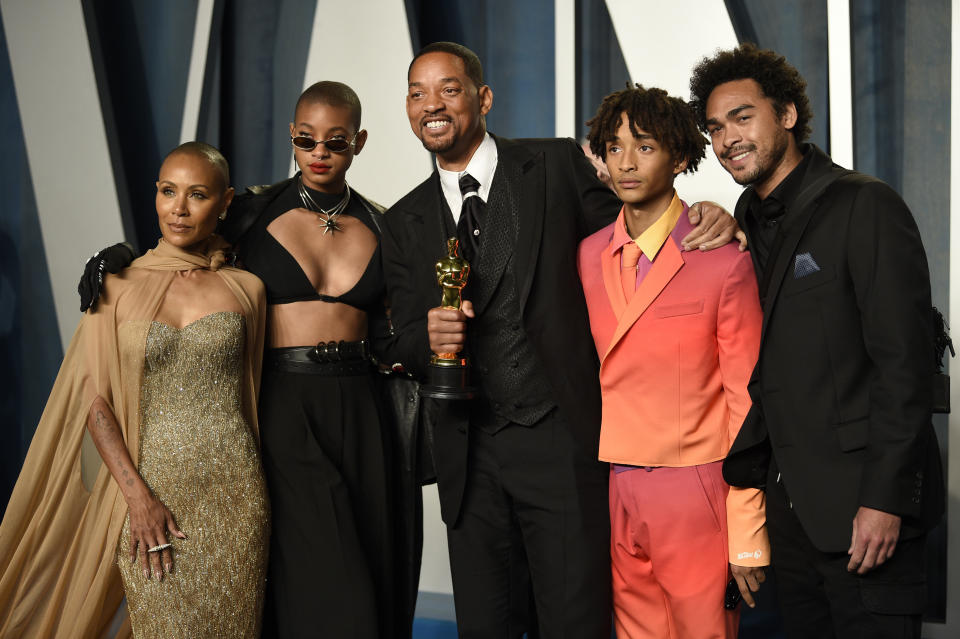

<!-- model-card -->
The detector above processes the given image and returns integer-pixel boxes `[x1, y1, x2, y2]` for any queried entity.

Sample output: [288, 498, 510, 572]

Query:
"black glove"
[78, 242, 136, 312]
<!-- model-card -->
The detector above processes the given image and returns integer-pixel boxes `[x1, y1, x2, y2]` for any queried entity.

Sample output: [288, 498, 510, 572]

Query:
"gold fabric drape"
[0, 237, 266, 638]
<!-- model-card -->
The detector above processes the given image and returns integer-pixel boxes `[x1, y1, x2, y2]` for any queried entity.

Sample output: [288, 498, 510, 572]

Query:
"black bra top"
[237, 181, 384, 311]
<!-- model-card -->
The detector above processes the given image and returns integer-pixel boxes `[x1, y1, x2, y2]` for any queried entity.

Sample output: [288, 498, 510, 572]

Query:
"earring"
[218, 210, 228, 221]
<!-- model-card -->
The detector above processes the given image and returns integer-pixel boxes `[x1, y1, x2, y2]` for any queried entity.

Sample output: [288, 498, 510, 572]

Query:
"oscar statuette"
[419, 237, 477, 400]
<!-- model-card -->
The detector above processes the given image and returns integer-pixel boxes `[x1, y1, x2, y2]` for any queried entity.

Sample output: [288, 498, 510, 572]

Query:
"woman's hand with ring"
[127, 488, 186, 581]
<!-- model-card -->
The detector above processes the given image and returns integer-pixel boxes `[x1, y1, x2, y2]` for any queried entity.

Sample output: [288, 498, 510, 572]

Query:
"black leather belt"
[266, 340, 372, 376]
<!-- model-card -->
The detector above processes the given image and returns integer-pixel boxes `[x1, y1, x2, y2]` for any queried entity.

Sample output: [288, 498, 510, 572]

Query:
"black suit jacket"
[381, 135, 620, 523]
[723, 145, 944, 552]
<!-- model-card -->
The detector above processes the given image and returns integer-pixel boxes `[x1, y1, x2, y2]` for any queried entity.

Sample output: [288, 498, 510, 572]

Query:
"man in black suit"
[382, 42, 738, 637]
[689, 44, 945, 638]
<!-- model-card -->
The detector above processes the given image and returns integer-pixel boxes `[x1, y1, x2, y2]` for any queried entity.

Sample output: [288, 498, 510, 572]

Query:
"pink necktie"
[621, 242, 642, 301]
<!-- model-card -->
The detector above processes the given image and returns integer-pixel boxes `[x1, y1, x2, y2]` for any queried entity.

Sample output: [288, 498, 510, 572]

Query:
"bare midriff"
[265, 208, 378, 348]
[267, 300, 368, 346]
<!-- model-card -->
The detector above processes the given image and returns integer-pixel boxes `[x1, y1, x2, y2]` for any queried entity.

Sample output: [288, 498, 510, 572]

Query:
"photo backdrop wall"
[0, 1, 954, 635]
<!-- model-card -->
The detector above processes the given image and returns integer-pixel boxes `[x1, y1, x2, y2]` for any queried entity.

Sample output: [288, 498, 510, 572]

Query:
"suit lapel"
[758, 161, 851, 341]
[758, 222, 803, 337]
[400, 173, 450, 269]
[601, 237, 626, 318]
[603, 239, 685, 362]
[734, 198, 762, 285]
[471, 154, 518, 314]
[502, 138, 544, 314]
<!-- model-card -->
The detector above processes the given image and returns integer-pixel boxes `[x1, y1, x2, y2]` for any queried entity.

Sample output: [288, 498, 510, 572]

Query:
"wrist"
[120, 476, 151, 504]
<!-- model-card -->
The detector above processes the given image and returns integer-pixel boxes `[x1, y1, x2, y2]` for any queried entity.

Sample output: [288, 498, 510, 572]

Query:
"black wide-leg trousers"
[258, 365, 395, 639]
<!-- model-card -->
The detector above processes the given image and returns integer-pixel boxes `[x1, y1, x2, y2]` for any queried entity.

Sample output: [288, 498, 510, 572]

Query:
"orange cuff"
[727, 486, 770, 567]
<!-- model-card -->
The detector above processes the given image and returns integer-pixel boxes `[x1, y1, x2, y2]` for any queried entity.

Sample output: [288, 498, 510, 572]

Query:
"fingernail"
[165, 563, 172, 574]
[143, 569, 150, 579]
[155, 570, 162, 580]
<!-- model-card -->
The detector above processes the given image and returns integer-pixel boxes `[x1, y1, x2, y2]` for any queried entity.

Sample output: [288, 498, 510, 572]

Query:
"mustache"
[421, 116, 452, 126]
[723, 144, 756, 159]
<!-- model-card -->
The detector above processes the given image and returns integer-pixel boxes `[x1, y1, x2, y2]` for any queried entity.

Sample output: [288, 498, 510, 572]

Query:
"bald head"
[162, 141, 230, 191]
[294, 81, 362, 131]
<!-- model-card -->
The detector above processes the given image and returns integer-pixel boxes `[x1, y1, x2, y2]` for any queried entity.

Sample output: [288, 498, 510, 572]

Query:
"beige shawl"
[0, 237, 266, 638]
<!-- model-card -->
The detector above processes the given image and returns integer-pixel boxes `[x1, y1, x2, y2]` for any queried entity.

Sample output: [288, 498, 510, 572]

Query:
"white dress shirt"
[437, 132, 498, 223]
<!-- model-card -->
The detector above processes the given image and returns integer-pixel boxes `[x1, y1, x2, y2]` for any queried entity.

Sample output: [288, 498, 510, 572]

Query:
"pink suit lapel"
[602, 240, 685, 362]
[599, 201, 692, 362]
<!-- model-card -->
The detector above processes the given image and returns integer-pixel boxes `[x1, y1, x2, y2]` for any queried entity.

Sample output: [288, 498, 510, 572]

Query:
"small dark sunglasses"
[290, 132, 357, 153]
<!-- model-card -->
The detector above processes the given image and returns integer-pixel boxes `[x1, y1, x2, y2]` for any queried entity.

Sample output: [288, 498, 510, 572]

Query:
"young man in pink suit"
[577, 85, 769, 639]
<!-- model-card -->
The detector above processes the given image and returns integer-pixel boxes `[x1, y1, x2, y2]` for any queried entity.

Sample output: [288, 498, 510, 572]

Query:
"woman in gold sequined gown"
[0, 142, 268, 638]
[114, 312, 268, 637]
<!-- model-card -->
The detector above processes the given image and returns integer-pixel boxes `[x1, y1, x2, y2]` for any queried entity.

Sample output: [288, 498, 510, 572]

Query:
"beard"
[416, 120, 459, 154]
[728, 126, 791, 187]
[419, 135, 456, 154]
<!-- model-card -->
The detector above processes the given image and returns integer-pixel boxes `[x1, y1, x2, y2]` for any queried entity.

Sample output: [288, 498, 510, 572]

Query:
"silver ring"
[147, 543, 172, 553]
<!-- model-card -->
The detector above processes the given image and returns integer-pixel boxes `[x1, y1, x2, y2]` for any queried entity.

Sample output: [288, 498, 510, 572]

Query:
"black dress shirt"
[744, 147, 814, 277]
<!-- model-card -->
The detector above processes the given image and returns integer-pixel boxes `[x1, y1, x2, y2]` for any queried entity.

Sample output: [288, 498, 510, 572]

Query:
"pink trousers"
[609, 462, 739, 639]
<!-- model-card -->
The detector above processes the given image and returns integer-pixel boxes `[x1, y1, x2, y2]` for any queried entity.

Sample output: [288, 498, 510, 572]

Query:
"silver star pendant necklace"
[298, 177, 351, 235]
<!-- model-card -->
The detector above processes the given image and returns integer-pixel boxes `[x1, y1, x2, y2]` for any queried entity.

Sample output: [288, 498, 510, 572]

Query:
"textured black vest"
[440, 170, 554, 432]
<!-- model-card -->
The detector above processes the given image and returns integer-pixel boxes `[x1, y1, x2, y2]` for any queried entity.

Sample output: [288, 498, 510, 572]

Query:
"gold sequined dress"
[117, 311, 269, 637]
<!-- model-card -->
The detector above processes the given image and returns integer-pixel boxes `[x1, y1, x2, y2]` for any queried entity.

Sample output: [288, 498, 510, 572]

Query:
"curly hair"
[689, 43, 812, 143]
[585, 84, 705, 174]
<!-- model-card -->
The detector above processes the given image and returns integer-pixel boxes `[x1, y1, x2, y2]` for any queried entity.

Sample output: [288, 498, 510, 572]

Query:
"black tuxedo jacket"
[723, 145, 944, 551]
[381, 135, 620, 523]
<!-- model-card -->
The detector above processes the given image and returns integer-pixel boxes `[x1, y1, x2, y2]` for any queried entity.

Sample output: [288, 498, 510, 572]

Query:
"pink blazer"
[577, 205, 769, 565]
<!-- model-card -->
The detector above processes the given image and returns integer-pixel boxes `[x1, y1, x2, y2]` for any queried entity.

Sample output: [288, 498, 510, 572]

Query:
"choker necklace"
[298, 177, 350, 235]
